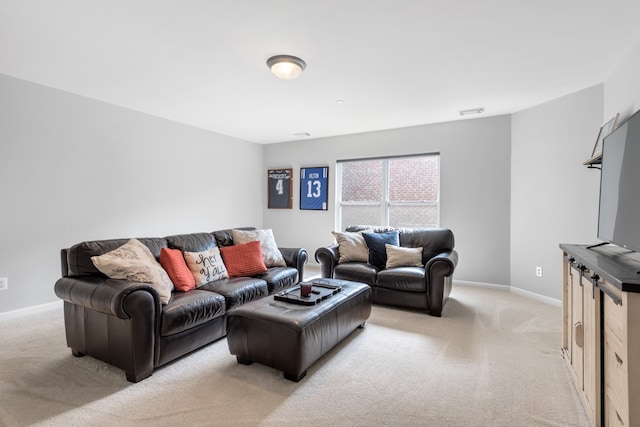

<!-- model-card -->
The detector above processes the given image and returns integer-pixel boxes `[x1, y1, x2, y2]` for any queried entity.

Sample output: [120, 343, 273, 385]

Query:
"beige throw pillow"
[332, 231, 369, 263]
[183, 246, 229, 287]
[385, 244, 424, 268]
[91, 239, 174, 304]
[231, 229, 286, 267]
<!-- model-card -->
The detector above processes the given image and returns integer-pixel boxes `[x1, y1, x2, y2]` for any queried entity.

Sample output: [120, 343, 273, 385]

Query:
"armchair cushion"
[331, 231, 369, 263]
[385, 244, 423, 268]
[362, 230, 399, 268]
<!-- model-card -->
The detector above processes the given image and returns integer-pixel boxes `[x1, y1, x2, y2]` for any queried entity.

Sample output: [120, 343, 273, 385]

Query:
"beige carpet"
[0, 285, 589, 426]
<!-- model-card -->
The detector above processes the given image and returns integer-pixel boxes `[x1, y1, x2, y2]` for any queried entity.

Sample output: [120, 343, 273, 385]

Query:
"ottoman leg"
[237, 356, 254, 365]
[284, 370, 307, 382]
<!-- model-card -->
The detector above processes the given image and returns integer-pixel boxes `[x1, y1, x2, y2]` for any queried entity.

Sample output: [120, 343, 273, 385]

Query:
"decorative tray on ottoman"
[274, 281, 342, 306]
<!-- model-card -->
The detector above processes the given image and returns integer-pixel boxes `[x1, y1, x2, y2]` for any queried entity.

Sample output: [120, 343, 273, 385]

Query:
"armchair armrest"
[315, 245, 340, 278]
[425, 250, 458, 278]
[424, 249, 459, 317]
[54, 276, 161, 319]
[278, 247, 308, 282]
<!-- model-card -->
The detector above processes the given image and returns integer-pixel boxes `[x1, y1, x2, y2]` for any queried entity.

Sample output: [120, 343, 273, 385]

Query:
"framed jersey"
[300, 166, 328, 210]
[267, 168, 293, 209]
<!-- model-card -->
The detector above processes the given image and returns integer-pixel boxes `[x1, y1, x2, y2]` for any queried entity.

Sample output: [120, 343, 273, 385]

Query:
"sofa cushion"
[362, 231, 400, 268]
[334, 263, 377, 287]
[67, 237, 167, 277]
[255, 266, 299, 294]
[165, 232, 217, 252]
[399, 228, 455, 262]
[199, 277, 268, 310]
[213, 227, 255, 248]
[376, 267, 426, 292]
[184, 247, 229, 286]
[161, 289, 226, 336]
[160, 247, 196, 292]
[332, 231, 369, 263]
[232, 228, 286, 267]
[91, 238, 174, 304]
[385, 244, 424, 268]
[220, 241, 268, 277]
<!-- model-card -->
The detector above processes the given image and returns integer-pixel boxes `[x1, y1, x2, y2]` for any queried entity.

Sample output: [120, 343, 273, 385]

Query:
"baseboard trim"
[453, 280, 561, 307]
[0, 300, 62, 322]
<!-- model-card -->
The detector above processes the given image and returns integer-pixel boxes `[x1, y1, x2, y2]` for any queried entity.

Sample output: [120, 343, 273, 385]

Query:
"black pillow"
[362, 230, 400, 268]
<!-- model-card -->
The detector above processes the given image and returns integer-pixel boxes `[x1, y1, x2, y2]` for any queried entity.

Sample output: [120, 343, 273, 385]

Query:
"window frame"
[336, 153, 440, 230]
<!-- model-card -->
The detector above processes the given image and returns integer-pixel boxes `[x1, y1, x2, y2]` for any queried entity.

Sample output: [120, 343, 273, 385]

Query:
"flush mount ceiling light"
[459, 107, 485, 116]
[267, 55, 306, 80]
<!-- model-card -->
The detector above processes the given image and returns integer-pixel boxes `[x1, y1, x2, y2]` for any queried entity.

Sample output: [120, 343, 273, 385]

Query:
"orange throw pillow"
[220, 240, 268, 277]
[160, 247, 196, 292]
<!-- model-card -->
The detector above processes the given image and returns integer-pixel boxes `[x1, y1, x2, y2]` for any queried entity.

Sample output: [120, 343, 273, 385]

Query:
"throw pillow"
[362, 230, 400, 269]
[331, 231, 369, 263]
[91, 239, 173, 304]
[385, 244, 424, 268]
[220, 240, 268, 277]
[231, 229, 286, 267]
[160, 247, 196, 292]
[183, 246, 229, 287]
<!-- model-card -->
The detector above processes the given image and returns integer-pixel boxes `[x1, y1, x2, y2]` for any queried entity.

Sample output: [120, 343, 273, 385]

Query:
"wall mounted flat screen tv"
[598, 109, 640, 252]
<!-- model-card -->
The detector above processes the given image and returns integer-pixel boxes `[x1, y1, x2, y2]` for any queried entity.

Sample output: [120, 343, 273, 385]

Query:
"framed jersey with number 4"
[300, 166, 328, 210]
[267, 168, 293, 209]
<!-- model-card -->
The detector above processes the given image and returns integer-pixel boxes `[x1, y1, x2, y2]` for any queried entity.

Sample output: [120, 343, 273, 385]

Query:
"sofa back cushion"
[399, 228, 455, 262]
[165, 232, 217, 252]
[67, 237, 167, 277]
[212, 227, 255, 248]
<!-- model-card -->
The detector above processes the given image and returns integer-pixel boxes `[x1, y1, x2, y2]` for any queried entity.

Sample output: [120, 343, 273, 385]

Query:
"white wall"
[604, 38, 640, 124]
[264, 116, 512, 286]
[511, 85, 603, 300]
[0, 74, 264, 314]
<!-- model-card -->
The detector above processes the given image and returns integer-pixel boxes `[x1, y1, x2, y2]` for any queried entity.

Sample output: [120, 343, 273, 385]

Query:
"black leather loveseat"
[314, 225, 457, 317]
[54, 227, 307, 382]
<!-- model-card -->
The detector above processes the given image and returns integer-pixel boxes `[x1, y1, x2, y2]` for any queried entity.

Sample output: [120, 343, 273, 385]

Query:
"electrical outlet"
[535, 267, 543, 278]
[0, 277, 7, 291]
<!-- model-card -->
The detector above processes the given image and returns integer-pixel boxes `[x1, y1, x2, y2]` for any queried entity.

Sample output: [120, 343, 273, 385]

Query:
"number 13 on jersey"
[300, 166, 329, 210]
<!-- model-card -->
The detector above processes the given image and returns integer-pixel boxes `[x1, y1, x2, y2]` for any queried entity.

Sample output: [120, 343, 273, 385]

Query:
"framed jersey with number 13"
[300, 166, 328, 210]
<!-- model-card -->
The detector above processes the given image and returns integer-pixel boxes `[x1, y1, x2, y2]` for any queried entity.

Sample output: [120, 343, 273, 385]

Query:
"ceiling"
[1, 1, 639, 144]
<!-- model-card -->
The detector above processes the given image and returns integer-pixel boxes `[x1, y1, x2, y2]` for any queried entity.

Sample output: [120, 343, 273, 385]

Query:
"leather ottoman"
[226, 279, 372, 381]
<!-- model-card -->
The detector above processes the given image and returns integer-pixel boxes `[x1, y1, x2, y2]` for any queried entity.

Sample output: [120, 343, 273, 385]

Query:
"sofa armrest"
[54, 276, 161, 319]
[315, 245, 340, 278]
[279, 247, 308, 282]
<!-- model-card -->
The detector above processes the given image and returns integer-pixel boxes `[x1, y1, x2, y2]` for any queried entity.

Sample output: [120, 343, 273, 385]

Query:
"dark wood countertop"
[560, 243, 640, 293]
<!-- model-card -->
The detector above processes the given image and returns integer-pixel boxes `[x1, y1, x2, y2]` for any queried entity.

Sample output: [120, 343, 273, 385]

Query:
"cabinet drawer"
[604, 328, 628, 417]
[604, 285, 625, 342]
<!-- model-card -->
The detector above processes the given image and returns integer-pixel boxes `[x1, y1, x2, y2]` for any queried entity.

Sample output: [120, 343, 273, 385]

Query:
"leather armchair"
[315, 226, 458, 316]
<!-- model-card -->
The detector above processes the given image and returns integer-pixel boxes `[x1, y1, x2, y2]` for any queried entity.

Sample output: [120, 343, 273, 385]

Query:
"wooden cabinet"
[561, 244, 640, 427]
[563, 256, 600, 424]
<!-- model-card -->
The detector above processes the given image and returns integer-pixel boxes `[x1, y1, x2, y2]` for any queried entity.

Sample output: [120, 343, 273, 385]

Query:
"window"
[336, 154, 439, 230]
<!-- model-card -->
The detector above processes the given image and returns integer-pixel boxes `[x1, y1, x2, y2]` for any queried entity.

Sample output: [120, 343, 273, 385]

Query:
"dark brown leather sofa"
[314, 225, 457, 317]
[54, 227, 307, 382]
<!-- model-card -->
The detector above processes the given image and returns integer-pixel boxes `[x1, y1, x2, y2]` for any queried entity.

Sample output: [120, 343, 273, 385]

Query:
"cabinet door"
[581, 273, 601, 424]
[570, 266, 584, 386]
